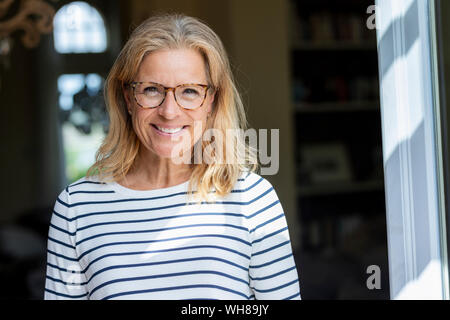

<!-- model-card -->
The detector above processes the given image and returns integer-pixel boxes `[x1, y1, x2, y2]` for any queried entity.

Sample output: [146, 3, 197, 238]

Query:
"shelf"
[295, 101, 380, 114]
[298, 179, 384, 197]
[292, 41, 377, 52]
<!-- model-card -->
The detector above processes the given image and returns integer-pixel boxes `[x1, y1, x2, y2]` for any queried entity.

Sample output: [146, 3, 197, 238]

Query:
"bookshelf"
[289, 0, 389, 299]
[293, 42, 376, 51]
[297, 179, 384, 197]
[295, 100, 380, 114]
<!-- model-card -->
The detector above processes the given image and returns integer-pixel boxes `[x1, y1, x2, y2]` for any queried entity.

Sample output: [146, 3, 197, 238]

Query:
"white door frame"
[376, 0, 449, 299]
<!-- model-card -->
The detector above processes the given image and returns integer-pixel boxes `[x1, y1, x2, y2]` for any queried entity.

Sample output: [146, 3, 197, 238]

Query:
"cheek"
[131, 110, 153, 138]
[190, 116, 209, 142]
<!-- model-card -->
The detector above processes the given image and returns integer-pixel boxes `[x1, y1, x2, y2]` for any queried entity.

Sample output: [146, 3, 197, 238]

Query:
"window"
[53, 1, 110, 184]
[53, 1, 107, 54]
[57, 74, 107, 182]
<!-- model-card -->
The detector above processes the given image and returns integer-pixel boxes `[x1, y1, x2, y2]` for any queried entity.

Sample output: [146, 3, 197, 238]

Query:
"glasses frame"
[130, 81, 211, 110]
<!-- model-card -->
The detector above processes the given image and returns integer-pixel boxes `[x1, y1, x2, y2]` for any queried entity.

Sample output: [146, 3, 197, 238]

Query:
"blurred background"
[0, 0, 390, 299]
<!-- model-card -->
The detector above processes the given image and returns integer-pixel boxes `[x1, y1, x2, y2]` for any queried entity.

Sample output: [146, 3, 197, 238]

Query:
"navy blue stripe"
[69, 191, 115, 196]
[62, 180, 267, 209]
[46, 275, 88, 286]
[249, 213, 284, 233]
[252, 240, 290, 256]
[48, 236, 75, 249]
[89, 256, 249, 283]
[47, 249, 79, 262]
[65, 175, 255, 199]
[64, 191, 189, 208]
[83, 244, 250, 274]
[283, 291, 301, 300]
[252, 226, 288, 245]
[78, 234, 251, 260]
[76, 223, 248, 246]
[52, 210, 68, 222]
[68, 202, 190, 221]
[181, 294, 255, 301]
[52, 188, 272, 222]
[69, 182, 256, 197]
[50, 223, 75, 236]
[44, 288, 89, 299]
[249, 253, 292, 269]
[181, 298, 220, 300]
[101, 284, 250, 300]
[246, 187, 274, 208]
[230, 177, 263, 193]
[249, 265, 296, 281]
[46, 262, 85, 274]
[56, 197, 70, 208]
[54, 187, 274, 223]
[70, 181, 105, 188]
[77, 212, 247, 233]
[90, 270, 249, 296]
[237, 171, 251, 182]
[248, 199, 279, 219]
[252, 279, 299, 293]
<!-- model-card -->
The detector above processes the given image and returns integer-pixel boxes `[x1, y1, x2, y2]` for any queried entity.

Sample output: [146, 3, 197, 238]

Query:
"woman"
[45, 13, 301, 300]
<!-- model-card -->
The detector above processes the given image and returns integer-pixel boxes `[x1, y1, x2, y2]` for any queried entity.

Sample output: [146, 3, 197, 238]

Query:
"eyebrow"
[134, 81, 208, 87]
[137, 77, 207, 84]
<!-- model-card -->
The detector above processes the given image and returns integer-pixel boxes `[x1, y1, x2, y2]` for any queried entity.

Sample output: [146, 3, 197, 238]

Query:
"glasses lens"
[175, 85, 207, 109]
[135, 83, 165, 108]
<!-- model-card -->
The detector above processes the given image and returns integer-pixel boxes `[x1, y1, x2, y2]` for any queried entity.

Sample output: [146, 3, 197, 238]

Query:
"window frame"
[376, 0, 449, 299]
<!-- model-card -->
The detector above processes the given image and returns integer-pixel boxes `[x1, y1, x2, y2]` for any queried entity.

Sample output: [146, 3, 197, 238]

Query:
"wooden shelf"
[292, 41, 377, 52]
[295, 101, 380, 114]
[298, 179, 384, 197]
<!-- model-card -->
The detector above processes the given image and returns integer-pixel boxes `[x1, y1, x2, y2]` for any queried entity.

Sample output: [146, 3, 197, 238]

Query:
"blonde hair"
[87, 13, 259, 202]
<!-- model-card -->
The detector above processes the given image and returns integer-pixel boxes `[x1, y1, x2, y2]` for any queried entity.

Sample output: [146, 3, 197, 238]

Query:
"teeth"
[156, 125, 184, 133]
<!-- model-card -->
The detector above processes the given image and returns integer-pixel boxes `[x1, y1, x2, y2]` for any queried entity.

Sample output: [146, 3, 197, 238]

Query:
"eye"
[182, 88, 200, 96]
[142, 86, 161, 96]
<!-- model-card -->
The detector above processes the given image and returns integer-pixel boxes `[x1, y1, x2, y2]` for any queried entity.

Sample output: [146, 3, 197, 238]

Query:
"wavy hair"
[86, 13, 259, 203]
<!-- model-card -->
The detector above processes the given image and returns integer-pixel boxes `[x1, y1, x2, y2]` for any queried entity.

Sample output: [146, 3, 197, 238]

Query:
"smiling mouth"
[151, 124, 189, 134]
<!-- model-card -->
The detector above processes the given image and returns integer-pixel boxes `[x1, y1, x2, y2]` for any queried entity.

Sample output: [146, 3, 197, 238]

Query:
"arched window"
[53, 1, 111, 184]
[53, 1, 107, 54]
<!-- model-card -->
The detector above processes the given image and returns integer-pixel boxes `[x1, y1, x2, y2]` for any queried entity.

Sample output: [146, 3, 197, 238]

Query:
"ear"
[122, 83, 133, 115]
[207, 89, 216, 114]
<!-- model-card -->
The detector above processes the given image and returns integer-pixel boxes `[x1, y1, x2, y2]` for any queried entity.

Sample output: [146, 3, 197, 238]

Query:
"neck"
[124, 149, 193, 189]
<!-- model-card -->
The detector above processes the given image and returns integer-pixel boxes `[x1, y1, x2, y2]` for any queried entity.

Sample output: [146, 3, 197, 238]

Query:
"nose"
[158, 90, 181, 119]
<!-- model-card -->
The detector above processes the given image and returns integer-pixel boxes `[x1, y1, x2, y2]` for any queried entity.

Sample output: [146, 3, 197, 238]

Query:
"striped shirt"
[44, 171, 301, 300]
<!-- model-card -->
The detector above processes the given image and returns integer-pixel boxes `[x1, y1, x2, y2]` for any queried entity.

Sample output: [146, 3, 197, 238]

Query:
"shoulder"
[238, 172, 285, 228]
[64, 175, 109, 194]
[53, 176, 111, 220]
[56, 175, 109, 205]
[234, 170, 278, 200]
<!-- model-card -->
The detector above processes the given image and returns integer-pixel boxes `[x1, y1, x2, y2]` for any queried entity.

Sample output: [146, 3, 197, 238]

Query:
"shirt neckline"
[110, 179, 191, 197]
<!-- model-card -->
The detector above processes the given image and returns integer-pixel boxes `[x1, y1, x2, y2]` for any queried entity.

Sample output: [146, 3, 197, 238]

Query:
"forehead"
[136, 48, 207, 85]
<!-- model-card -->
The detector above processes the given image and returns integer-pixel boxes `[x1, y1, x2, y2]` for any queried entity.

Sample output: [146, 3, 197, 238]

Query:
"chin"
[154, 146, 192, 161]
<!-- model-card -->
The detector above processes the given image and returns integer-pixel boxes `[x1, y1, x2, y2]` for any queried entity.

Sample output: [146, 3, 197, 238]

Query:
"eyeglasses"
[130, 81, 212, 110]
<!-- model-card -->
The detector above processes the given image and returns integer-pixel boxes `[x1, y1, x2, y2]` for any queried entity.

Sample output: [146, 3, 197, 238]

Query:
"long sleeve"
[44, 187, 89, 300]
[248, 178, 301, 300]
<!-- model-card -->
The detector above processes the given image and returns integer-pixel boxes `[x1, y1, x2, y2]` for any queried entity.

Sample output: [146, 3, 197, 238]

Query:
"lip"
[151, 124, 189, 137]
[152, 124, 188, 129]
